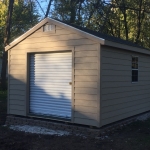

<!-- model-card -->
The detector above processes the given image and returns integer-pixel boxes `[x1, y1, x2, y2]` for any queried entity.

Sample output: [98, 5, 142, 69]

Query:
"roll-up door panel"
[29, 52, 72, 120]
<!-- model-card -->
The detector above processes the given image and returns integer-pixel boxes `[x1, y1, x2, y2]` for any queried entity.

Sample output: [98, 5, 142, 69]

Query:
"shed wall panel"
[9, 100, 25, 105]
[75, 100, 97, 107]
[73, 44, 99, 126]
[74, 118, 98, 126]
[74, 112, 97, 120]
[11, 39, 96, 50]
[8, 24, 99, 126]
[101, 46, 150, 126]
[9, 109, 25, 116]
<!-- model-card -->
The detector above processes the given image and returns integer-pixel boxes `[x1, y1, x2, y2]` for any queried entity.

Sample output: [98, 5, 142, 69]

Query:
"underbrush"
[0, 90, 7, 114]
[0, 90, 7, 99]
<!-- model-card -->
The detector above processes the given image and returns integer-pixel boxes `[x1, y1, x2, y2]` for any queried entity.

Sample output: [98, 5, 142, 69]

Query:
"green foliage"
[11, 0, 39, 41]
[0, 90, 7, 98]
[0, 1, 7, 52]
[0, 0, 39, 53]
[52, 0, 85, 25]
[51, 0, 150, 49]
[106, 0, 150, 48]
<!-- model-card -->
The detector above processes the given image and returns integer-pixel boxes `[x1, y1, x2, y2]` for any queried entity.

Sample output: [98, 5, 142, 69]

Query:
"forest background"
[0, 0, 150, 89]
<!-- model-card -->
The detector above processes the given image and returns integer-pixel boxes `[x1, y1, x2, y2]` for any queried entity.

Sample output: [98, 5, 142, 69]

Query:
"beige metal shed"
[6, 18, 150, 127]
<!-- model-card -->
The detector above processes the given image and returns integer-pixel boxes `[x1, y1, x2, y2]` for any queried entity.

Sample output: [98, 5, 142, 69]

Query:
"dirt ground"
[1, 91, 150, 150]
[1, 120, 150, 150]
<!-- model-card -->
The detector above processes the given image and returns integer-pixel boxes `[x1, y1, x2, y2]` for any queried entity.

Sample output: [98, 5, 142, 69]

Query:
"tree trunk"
[29, 0, 33, 26]
[1, 50, 7, 90]
[45, 0, 53, 18]
[135, 0, 144, 44]
[70, 0, 76, 23]
[1, 0, 14, 90]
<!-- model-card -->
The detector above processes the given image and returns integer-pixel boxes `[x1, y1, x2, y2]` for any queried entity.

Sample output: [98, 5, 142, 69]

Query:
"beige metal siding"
[101, 46, 150, 126]
[74, 44, 99, 126]
[8, 23, 99, 127]
[8, 49, 26, 116]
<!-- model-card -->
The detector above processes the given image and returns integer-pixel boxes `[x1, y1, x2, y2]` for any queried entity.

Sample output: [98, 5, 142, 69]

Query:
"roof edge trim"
[5, 18, 105, 51]
[48, 18, 105, 44]
[105, 40, 150, 55]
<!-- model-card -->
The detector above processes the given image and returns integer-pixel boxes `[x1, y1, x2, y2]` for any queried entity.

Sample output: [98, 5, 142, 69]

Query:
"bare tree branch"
[135, 0, 145, 43]
[4, 0, 14, 45]
[35, 0, 45, 16]
[29, 0, 33, 25]
[45, 0, 53, 18]
[104, 1, 150, 14]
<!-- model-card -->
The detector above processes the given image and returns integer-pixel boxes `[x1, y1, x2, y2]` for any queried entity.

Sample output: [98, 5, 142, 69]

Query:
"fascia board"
[47, 18, 105, 44]
[5, 18, 105, 51]
[104, 40, 150, 55]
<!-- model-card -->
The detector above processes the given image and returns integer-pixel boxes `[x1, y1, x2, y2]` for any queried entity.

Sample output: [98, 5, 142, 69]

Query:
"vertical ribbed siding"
[29, 52, 72, 120]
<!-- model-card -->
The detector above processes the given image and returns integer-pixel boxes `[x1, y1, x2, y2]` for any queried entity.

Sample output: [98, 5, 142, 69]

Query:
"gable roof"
[5, 18, 150, 55]
[55, 19, 145, 49]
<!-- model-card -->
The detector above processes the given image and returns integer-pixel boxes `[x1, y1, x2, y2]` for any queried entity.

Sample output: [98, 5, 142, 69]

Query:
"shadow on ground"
[1, 91, 150, 150]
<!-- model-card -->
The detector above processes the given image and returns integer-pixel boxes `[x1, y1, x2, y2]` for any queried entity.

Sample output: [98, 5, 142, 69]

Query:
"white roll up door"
[29, 52, 72, 120]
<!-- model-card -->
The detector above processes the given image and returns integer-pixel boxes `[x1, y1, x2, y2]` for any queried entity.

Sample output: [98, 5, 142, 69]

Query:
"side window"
[132, 56, 138, 82]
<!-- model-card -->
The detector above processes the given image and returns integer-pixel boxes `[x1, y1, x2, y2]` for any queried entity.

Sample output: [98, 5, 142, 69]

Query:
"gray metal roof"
[5, 18, 150, 53]
[55, 19, 147, 50]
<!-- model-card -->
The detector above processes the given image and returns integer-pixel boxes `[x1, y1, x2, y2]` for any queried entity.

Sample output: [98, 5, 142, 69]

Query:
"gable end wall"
[8, 23, 100, 127]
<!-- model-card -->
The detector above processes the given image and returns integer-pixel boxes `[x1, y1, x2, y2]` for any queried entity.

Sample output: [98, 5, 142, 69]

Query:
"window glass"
[132, 56, 138, 82]
[43, 24, 55, 32]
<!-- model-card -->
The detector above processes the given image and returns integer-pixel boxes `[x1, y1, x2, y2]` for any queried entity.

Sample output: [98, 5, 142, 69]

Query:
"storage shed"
[6, 18, 150, 127]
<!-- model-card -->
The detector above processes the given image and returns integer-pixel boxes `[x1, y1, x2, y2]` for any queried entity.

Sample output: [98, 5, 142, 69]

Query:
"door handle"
[69, 82, 72, 85]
